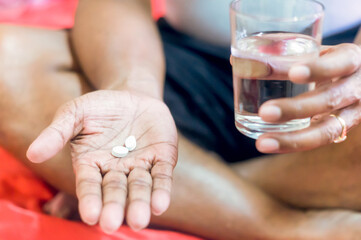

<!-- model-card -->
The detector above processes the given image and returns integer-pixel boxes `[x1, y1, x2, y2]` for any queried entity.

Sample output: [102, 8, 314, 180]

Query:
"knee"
[0, 26, 44, 102]
[0, 26, 35, 126]
[0, 25, 29, 65]
[0, 26, 30, 88]
[0, 26, 69, 93]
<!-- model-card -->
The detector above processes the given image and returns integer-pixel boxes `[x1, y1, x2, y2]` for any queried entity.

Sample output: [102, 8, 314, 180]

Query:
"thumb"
[27, 101, 82, 163]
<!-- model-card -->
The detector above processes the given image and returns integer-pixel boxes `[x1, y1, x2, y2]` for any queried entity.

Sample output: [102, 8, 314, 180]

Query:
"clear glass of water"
[230, 0, 324, 139]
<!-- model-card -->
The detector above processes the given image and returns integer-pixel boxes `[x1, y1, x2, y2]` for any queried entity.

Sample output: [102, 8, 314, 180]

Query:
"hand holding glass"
[230, 0, 324, 139]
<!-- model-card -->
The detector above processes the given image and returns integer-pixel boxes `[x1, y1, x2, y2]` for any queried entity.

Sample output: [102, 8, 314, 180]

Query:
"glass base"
[235, 114, 310, 139]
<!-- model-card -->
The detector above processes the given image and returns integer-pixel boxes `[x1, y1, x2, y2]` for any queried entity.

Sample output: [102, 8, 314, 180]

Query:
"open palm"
[27, 90, 178, 233]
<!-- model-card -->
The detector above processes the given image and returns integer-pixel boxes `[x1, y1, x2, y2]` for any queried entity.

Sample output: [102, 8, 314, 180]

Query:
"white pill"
[111, 146, 129, 158]
[125, 135, 137, 151]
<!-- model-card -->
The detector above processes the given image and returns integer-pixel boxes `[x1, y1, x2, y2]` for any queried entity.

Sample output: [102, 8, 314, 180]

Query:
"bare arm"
[72, 0, 164, 99]
[27, 0, 175, 232]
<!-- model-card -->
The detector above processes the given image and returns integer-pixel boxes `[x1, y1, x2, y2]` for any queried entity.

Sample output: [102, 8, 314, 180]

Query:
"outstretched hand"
[27, 90, 178, 233]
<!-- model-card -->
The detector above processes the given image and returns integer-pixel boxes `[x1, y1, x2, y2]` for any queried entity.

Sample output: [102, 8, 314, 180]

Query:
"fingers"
[126, 167, 152, 231]
[230, 44, 361, 85]
[289, 43, 361, 83]
[256, 116, 336, 153]
[259, 71, 361, 122]
[99, 170, 127, 234]
[232, 57, 272, 79]
[100, 160, 174, 233]
[27, 101, 82, 163]
[75, 164, 102, 226]
[151, 161, 173, 216]
[256, 101, 361, 153]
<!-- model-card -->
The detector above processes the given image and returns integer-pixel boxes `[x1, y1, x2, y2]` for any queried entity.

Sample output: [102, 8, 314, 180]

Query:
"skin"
[1, 0, 361, 239]
[27, 0, 176, 233]
[256, 43, 361, 153]
[235, 124, 361, 211]
[27, 90, 178, 231]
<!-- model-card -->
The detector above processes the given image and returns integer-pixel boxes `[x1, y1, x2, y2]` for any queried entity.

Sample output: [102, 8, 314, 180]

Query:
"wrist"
[102, 71, 164, 100]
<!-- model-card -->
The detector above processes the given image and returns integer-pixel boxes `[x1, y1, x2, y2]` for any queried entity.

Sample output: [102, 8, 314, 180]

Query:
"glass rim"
[230, 0, 325, 22]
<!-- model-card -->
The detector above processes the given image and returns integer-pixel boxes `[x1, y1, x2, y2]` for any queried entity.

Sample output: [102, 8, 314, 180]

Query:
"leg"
[152, 134, 361, 240]
[233, 125, 361, 210]
[152, 134, 283, 240]
[0, 25, 91, 194]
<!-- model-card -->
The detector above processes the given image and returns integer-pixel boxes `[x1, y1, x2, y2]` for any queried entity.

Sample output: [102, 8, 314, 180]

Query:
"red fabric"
[151, 0, 166, 19]
[0, 199, 201, 240]
[0, 1, 202, 239]
[0, 147, 54, 212]
[0, 0, 165, 29]
[0, 0, 78, 29]
[0, 148, 202, 240]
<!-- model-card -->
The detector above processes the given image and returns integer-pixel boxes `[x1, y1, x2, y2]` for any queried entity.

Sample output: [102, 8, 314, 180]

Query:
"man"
[1, 0, 361, 239]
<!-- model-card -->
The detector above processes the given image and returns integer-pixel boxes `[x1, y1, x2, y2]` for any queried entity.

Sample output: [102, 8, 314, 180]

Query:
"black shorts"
[159, 19, 261, 163]
[159, 18, 360, 163]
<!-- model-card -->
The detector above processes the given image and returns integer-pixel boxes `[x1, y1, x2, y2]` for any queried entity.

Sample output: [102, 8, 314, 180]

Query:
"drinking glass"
[230, 0, 324, 139]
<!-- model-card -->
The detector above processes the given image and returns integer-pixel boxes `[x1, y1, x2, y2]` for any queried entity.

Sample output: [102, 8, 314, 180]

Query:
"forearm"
[72, 0, 165, 99]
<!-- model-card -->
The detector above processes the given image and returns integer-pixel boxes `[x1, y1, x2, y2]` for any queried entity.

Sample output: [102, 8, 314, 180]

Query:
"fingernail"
[289, 65, 311, 83]
[259, 105, 281, 122]
[258, 138, 279, 152]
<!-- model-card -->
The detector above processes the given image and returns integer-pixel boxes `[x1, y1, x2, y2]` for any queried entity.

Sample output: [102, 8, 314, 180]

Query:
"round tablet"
[125, 135, 137, 151]
[111, 146, 129, 158]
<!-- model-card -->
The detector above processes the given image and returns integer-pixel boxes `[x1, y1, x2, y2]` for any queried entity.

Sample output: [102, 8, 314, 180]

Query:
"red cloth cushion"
[0, 0, 165, 29]
[0, 145, 201, 240]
